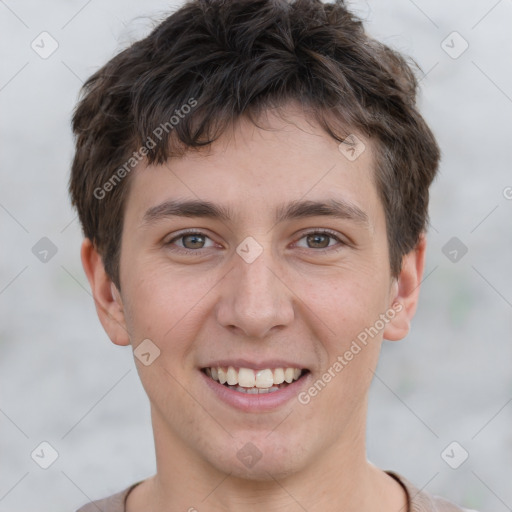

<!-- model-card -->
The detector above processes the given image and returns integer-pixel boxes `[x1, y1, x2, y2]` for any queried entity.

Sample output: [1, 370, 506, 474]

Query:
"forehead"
[123, 107, 382, 230]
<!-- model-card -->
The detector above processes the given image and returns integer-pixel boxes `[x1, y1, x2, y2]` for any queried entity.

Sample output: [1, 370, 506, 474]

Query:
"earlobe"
[383, 233, 427, 342]
[80, 238, 131, 347]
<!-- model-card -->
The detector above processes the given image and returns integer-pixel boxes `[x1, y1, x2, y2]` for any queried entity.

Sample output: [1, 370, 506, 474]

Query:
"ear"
[383, 232, 427, 341]
[80, 238, 130, 346]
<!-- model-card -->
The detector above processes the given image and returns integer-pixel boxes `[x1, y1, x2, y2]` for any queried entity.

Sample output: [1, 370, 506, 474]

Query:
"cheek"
[122, 266, 208, 412]
[299, 271, 387, 398]
[304, 270, 388, 341]
[122, 262, 217, 351]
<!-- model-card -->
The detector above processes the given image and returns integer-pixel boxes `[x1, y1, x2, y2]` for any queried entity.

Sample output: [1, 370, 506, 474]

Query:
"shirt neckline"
[123, 471, 413, 511]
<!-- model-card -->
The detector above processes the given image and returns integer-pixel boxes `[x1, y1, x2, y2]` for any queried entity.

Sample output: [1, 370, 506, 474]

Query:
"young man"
[69, 0, 477, 511]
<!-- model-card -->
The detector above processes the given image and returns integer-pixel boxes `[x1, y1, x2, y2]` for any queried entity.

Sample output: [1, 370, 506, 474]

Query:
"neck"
[128, 405, 407, 512]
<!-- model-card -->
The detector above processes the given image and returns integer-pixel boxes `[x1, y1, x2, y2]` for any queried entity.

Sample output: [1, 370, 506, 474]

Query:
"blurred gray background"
[1, 1, 511, 511]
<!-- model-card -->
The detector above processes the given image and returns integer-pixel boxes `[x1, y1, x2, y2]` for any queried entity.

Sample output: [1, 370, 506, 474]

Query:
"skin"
[82, 103, 426, 512]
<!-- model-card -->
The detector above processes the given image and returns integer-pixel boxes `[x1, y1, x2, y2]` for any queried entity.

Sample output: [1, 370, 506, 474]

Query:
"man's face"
[116, 106, 399, 479]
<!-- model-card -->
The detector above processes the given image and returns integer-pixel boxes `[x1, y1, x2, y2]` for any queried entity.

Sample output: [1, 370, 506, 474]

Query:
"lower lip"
[200, 370, 310, 412]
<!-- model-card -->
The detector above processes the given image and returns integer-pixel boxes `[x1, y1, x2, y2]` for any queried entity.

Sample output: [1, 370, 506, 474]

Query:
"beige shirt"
[75, 471, 479, 512]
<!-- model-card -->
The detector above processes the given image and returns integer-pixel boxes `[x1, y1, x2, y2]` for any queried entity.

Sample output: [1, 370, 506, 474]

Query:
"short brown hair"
[69, 0, 440, 290]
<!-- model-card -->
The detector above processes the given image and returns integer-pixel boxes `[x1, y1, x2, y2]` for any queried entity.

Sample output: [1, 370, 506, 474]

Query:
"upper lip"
[200, 359, 309, 371]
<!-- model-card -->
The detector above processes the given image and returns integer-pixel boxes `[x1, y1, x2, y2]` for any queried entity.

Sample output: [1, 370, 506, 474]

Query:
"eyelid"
[292, 228, 346, 251]
[162, 230, 219, 257]
[165, 228, 217, 244]
[165, 228, 346, 253]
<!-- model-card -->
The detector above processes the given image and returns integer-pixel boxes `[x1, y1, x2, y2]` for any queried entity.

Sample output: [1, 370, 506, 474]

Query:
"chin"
[207, 435, 307, 481]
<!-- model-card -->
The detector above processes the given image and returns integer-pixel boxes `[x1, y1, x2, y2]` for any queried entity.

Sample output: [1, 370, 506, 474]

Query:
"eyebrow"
[141, 198, 369, 227]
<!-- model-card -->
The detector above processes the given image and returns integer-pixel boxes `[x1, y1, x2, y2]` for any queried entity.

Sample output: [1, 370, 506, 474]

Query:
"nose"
[215, 244, 295, 339]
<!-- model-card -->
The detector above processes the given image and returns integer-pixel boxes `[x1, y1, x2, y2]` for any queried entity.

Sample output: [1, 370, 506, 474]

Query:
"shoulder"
[384, 470, 480, 512]
[75, 481, 143, 512]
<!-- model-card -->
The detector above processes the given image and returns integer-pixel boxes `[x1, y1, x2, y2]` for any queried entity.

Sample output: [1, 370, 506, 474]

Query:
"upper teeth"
[205, 366, 303, 388]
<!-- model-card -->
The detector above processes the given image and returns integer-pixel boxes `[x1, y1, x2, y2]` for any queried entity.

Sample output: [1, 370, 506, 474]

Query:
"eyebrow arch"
[275, 198, 368, 225]
[141, 198, 369, 227]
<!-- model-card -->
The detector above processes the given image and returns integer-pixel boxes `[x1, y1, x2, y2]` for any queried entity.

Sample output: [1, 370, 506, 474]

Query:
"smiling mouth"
[201, 366, 310, 394]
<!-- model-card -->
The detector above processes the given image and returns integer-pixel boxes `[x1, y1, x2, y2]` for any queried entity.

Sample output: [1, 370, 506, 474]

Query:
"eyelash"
[164, 228, 346, 255]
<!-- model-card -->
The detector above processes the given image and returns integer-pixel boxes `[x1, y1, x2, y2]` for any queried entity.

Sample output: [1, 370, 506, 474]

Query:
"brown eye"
[295, 230, 341, 250]
[306, 233, 331, 249]
[181, 233, 206, 249]
[165, 231, 216, 252]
